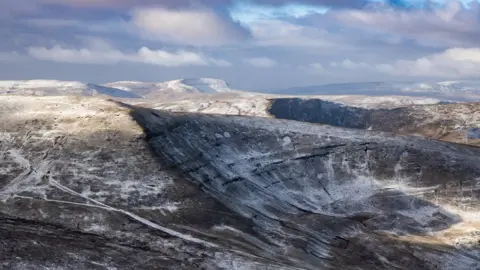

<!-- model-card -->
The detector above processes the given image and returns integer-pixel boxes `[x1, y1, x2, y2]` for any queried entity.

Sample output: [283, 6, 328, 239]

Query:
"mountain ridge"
[0, 78, 235, 99]
[272, 80, 480, 102]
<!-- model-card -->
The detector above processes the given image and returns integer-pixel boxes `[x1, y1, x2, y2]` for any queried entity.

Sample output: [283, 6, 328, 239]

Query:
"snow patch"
[282, 136, 291, 146]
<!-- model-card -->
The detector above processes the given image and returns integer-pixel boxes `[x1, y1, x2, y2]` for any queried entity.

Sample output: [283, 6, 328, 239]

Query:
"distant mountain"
[0, 78, 235, 99]
[273, 80, 480, 102]
[104, 78, 235, 98]
[4, 79, 479, 104]
[0, 80, 141, 98]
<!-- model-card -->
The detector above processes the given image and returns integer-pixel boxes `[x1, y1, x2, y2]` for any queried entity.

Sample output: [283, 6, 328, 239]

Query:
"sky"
[2, 0, 480, 90]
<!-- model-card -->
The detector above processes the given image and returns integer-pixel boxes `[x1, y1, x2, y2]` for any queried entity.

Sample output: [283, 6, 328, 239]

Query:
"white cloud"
[325, 48, 480, 79]
[303, 63, 331, 75]
[131, 7, 250, 46]
[27, 41, 230, 67]
[208, 58, 233, 67]
[242, 57, 277, 68]
[330, 59, 370, 69]
[376, 47, 480, 77]
[249, 19, 333, 48]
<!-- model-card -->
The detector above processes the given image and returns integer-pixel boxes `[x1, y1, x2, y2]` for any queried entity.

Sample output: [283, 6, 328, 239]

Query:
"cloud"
[250, 19, 333, 48]
[14, 0, 368, 9]
[330, 59, 371, 69]
[248, 0, 367, 8]
[131, 7, 250, 46]
[332, 1, 480, 47]
[324, 47, 480, 79]
[308, 62, 327, 72]
[377, 47, 480, 77]
[243, 57, 277, 67]
[27, 40, 231, 67]
[5, 0, 480, 89]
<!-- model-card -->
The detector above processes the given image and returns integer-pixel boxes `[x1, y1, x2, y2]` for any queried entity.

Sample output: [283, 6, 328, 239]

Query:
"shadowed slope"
[127, 104, 480, 269]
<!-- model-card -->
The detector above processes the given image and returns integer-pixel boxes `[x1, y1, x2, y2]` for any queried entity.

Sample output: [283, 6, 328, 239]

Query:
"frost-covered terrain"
[104, 78, 235, 98]
[0, 78, 463, 108]
[137, 93, 447, 116]
[0, 78, 235, 99]
[131, 93, 479, 146]
[0, 96, 479, 269]
[274, 80, 480, 102]
[0, 96, 284, 269]
[0, 80, 141, 98]
[1, 78, 478, 147]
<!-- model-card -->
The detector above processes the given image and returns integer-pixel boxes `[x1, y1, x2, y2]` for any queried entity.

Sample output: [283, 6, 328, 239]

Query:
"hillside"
[0, 96, 478, 269]
[0, 80, 141, 98]
[0, 78, 235, 99]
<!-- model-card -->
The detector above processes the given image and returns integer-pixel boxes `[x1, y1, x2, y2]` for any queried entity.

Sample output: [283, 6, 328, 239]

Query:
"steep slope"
[268, 98, 480, 146]
[274, 81, 480, 102]
[0, 80, 141, 98]
[1, 96, 479, 269]
[129, 107, 480, 269]
[0, 96, 286, 269]
[104, 78, 234, 98]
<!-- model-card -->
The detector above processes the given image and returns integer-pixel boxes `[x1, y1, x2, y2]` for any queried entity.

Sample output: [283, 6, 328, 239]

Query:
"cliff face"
[268, 98, 371, 129]
[268, 98, 480, 146]
[0, 96, 479, 269]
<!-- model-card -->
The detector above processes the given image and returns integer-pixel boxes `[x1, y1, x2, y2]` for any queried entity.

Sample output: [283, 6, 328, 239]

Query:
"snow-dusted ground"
[0, 80, 141, 98]
[0, 96, 281, 269]
[134, 105, 480, 269]
[0, 96, 479, 269]
[306, 94, 447, 108]
[0, 78, 236, 99]
[0, 78, 471, 108]
[131, 92, 447, 120]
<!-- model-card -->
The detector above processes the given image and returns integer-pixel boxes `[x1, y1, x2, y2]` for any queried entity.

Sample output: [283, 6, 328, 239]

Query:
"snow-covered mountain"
[0, 78, 477, 108]
[274, 80, 480, 102]
[104, 78, 235, 98]
[0, 78, 235, 99]
[0, 80, 142, 98]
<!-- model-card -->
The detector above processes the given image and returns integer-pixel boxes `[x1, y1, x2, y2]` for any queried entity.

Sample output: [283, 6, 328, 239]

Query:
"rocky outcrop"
[268, 98, 371, 129]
